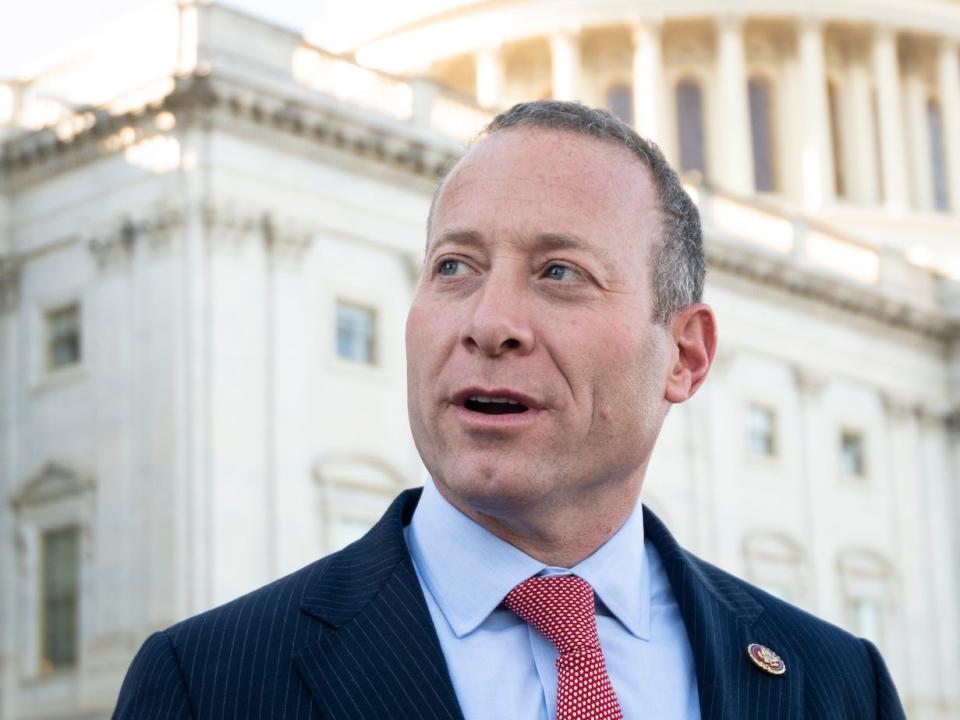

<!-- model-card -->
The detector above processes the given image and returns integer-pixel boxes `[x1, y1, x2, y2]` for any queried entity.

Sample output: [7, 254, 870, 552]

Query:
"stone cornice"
[1, 72, 462, 190]
[355, 0, 960, 70]
[705, 237, 958, 341]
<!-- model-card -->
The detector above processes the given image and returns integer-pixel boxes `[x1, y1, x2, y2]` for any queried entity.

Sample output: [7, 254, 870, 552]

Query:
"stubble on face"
[405, 128, 674, 559]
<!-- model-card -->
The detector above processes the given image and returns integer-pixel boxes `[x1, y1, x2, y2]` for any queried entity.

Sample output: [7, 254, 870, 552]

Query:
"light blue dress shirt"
[404, 479, 701, 720]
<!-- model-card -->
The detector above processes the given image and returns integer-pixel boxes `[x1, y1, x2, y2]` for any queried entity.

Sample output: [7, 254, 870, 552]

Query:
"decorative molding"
[880, 390, 915, 421]
[0, 257, 21, 313]
[262, 212, 313, 266]
[88, 218, 137, 270]
[792, 365, 829, 397]
[203, 201, 260, 254]
[10, 461, 96, 511]
[706, 239, 958, 341]
[202, 203, 313, 264]
[2, 71, 462, 188]
[87, 204, 186, 270]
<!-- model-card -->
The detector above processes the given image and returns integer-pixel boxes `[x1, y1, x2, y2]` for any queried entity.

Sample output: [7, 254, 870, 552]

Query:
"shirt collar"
[406, 479, 650, 640]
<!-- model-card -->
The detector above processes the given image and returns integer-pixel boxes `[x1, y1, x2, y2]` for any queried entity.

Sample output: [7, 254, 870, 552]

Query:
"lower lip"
[450, 403, 543, 429]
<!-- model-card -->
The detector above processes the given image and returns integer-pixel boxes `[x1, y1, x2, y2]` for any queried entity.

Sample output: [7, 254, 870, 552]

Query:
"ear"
[664, 303, 717, 404]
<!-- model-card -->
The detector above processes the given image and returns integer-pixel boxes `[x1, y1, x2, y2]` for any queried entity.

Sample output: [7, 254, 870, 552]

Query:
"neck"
[434, 480, 643, 568]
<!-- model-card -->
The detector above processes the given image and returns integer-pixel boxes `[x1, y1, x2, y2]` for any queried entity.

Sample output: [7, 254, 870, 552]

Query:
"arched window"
[675, 77, 706, 175]
[928, 98, 950, 211]
[827, 79, 846, 198]
[742, 531, 805, 603]
[606, 83, 633, 126]
[748, 76, 777, 192]
[313, 453, 409, 552]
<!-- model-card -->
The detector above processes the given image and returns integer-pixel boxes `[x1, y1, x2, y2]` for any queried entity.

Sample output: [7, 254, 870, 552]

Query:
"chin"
[432, 462, 552, 514]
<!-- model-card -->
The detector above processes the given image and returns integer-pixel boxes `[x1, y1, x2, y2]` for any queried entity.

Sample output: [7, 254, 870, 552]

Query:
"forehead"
[430, 128, 660, 253]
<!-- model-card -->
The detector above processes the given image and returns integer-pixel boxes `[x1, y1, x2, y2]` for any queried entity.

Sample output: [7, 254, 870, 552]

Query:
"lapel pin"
[746, 643, 786, 676]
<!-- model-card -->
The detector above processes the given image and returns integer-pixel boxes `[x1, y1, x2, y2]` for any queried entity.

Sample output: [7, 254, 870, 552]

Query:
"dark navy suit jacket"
[114, 488, 906, 719]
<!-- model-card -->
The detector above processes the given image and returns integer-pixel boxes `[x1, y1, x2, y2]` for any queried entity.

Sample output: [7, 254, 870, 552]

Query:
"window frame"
[839, 428, 868, 480]
[334, 299, 378, 367]
[10, 462, 95, 681]
[39, 525, 81, 673]
[745, 403, 778, 459]
[44, 302, 82, 374]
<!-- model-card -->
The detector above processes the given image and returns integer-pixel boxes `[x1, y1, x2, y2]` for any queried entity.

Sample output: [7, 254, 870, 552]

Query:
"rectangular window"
[336, 302, 376, 365]
[41, 526, 80, 672]
[746, 405, 776, 457]
[840, 430, 866, 477]
[45, 303, 81, 372]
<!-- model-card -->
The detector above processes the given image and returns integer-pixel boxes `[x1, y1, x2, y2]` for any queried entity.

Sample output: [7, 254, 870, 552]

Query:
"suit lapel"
[295, 489, 464, 720]
[643, 507, 805, 720]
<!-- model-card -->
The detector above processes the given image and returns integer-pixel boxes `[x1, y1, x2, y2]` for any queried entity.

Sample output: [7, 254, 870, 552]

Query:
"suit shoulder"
[687, 551, 868, 650]
[164, 552, 334, 648]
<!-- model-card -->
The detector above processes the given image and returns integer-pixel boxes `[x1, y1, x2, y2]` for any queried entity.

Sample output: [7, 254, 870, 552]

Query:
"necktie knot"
[503, 575, 600, 655]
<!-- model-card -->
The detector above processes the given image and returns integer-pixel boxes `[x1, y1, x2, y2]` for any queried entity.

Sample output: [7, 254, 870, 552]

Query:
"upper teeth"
[470, 395, 519, 404]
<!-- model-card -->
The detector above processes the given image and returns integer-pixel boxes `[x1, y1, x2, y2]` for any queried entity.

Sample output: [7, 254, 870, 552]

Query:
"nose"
[460, 272, 535, 357]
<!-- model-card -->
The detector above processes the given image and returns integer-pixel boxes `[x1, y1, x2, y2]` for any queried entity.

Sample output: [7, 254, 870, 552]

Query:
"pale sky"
[0, 0, 456, 80]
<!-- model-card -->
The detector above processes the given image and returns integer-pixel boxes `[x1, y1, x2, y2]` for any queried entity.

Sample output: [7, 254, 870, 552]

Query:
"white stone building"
[0, 1, 958, 718]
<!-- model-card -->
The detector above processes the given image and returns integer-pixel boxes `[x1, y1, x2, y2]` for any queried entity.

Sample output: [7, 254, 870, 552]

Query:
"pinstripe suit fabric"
[114, 488, 905, 719]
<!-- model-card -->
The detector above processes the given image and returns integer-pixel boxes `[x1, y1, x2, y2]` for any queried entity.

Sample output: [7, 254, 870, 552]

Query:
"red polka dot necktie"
[504, 575, 624, 720]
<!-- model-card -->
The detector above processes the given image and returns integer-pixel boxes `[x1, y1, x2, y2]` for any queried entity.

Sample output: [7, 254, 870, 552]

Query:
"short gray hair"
[428, 100, 705, 324]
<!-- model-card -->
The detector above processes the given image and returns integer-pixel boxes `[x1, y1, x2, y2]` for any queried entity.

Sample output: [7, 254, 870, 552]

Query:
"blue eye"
[544, 263, 577, 281]
[438, 259, 462, 276]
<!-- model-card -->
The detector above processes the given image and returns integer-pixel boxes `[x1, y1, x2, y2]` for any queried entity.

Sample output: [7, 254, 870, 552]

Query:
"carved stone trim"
[203, 203, 314, 264]
[792, 365, 829, 397]
[880, 391, 915, 421]
[10, 461, 96, 511]
[87, 204, 186, 270]
[3, 70, 462, 186]
[89, 218, 137, 270]
[706, 239, 957, 341]
[262, 212, 313, 266]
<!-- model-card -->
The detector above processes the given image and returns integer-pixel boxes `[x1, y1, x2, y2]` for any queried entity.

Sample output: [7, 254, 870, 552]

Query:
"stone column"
[872, 26, 909, 210]
[937, 39, 960, 213]
[793, 367, 833, 618]
[631, 20, 663, 140]
[716, 16, 753, 194]
[798, 19, 835, 210]
[550, 29, 582, 101]
[846, 56, 880, 204]
[475, 45, 505, 110]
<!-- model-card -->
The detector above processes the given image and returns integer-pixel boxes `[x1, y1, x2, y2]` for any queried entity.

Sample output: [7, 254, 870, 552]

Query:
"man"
[114, 101, 905, 719]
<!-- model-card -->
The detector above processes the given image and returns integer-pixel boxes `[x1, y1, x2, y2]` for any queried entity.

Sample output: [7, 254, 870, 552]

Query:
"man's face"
[405, 127, 674, 518]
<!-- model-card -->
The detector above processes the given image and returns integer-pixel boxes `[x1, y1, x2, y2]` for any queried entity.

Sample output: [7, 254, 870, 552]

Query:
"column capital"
[550, 24, 582, 43]
[796, 14, 824, 32]
[792, 365, 829, 397]
[715, 14, 745, 33]
[628, 16, 663, 38]
[871, 23, 899, 43]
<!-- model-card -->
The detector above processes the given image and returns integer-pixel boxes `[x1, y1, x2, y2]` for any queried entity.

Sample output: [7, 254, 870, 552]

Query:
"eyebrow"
[430, 229, 595, 256]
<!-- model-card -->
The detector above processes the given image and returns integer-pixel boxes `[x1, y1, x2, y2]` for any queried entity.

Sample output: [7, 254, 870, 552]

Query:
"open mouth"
[464, 395, 529, 415]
